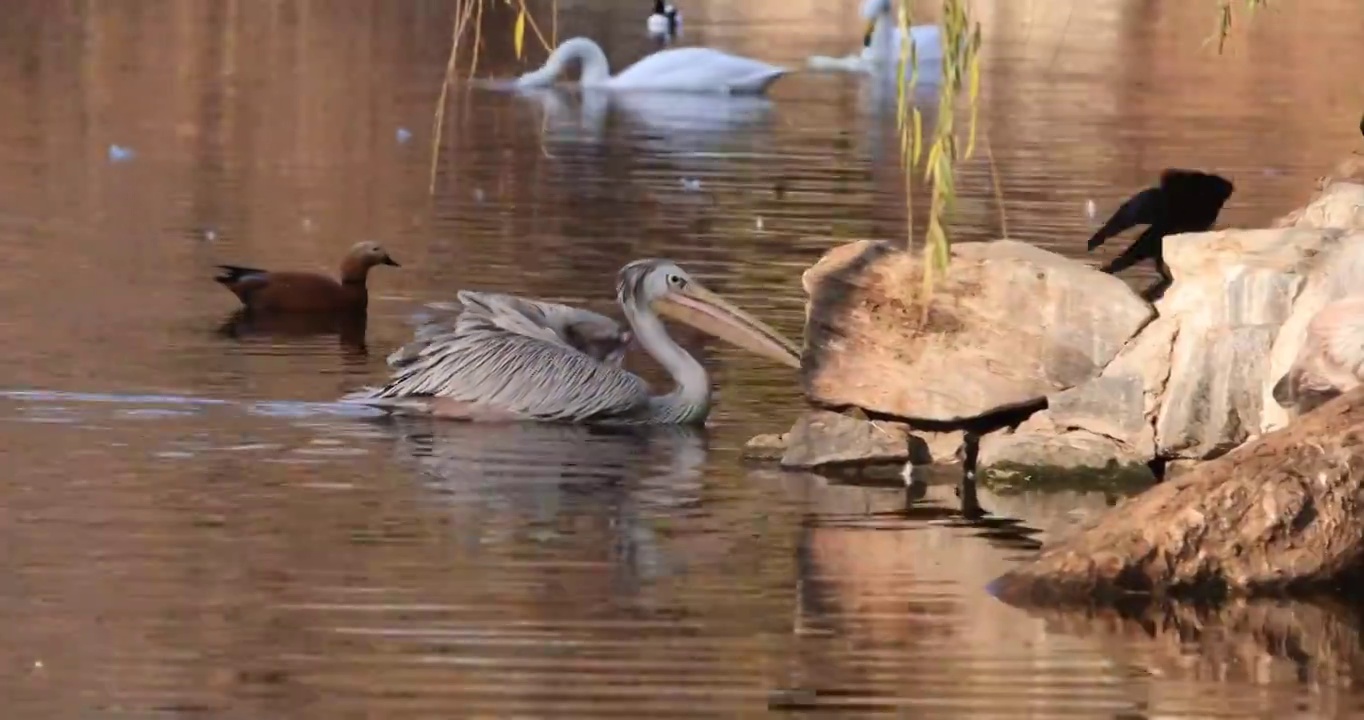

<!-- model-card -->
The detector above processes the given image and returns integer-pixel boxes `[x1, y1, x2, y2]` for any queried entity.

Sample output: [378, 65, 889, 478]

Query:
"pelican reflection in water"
[342, 259, 801, 424]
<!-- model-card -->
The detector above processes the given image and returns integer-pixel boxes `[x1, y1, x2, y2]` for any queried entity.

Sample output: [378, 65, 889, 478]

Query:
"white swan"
[807, 0, 943, 78]
[646, 0, 681, 40]
[515, 37, 787, 95]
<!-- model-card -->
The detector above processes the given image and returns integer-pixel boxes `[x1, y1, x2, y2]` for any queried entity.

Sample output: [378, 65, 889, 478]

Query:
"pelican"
[341, 259, 801, 424]
[515, 37, 788, 95]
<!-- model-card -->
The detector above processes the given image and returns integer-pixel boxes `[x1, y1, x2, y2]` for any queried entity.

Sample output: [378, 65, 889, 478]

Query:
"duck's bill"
[653, 283, 802, 368]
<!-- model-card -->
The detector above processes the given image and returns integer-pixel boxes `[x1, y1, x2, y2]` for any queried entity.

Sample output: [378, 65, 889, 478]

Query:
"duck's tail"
[213, 264, 268, 287]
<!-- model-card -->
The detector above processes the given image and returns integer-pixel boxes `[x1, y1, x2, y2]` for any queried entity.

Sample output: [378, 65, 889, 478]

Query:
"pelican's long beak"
[653, 283, 802, 369]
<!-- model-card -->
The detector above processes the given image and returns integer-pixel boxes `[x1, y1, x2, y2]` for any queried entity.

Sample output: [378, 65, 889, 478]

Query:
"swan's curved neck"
[623, 302, 709, 424]
[520, 37, 613, 87]
[867, 12, 896, 61]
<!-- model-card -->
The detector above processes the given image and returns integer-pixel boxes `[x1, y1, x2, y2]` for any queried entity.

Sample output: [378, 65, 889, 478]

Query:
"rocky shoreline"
[749, 155, 1364, 489]
[748, 155, 1364, 601]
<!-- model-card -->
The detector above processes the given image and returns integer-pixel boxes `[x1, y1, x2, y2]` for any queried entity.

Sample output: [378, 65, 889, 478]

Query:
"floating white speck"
[680, 178, 702, 192]
[473, 188, 486, 203]
[755, 216, 764, 230]
[1085, 199, 1097, 220]
[396, 127, 413, 144]
[108, 144, 135, 163]
[204, 229, 217, 242]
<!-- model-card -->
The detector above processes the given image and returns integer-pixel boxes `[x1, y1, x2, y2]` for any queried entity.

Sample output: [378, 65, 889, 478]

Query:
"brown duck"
[214, 241, 400, 314]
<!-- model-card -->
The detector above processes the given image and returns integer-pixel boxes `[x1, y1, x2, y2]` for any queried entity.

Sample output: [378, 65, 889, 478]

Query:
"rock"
[1147, 226, 1343, 459]
[779, 410, 917, 469]
[1262, 231, 1364, 432]
[743, 433, 787, 461]
[1155, 324, 1278, 458]
[977, 425, 1155, 490]
[1275, 171, 1364, 229]
[989, 386, 1364, 606]
[802, 240, 1154, 423]
[1048, 375, 1150, 457]
[917, 429, 965, 464]
[977, 318, 1178, 482]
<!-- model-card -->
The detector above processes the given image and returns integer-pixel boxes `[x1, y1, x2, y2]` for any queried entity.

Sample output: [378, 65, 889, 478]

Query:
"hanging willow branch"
[892, 0, 1266, 302]
[429, 0, 1267, 277]
[429, 0, 558, 194]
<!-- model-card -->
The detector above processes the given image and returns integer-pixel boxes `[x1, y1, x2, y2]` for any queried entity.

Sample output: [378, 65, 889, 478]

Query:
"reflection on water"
[1, 0, 1364, 716]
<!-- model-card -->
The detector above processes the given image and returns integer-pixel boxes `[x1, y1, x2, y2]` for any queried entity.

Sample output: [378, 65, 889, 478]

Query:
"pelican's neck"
[624, 302, 710, 423]
[519, 37, 613, 87]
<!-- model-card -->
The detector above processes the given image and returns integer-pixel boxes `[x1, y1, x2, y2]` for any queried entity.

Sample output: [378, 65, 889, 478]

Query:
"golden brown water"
[2, 0, 1364, 717]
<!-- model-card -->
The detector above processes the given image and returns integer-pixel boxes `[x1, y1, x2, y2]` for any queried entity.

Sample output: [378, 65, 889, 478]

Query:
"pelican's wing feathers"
[351, 296, 650, 423]
[389, 291, 626, 367]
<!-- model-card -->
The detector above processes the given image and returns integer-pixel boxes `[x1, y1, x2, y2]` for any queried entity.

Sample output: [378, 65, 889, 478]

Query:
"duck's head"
[347, 241, 401, 270]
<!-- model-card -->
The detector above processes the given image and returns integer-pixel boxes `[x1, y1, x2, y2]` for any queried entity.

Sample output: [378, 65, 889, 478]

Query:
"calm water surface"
[2, 0, 1364, 717]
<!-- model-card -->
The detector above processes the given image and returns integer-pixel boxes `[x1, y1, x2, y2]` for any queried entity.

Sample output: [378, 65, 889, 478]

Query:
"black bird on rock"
[1086, 169, 1234, 301]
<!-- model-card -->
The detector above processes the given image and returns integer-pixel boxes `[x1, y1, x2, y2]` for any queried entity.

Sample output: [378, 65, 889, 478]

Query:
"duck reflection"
[216, 308, 368, 355]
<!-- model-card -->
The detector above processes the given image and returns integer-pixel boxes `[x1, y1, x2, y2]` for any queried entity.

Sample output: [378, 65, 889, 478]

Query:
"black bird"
[1086, 168, 1234, 300]
[647, 0, 680, 40]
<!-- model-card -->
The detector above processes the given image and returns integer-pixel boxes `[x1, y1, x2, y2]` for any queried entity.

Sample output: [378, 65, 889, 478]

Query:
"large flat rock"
[801, 240, 1154, 423]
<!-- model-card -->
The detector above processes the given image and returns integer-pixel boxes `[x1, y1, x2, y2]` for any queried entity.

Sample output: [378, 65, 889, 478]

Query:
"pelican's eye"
[667, 274, 686, 288]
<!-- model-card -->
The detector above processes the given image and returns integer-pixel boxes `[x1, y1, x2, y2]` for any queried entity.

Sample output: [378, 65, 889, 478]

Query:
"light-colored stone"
[1101, 315, 1179, 421]
[1156, 324, 1278, 459]
[779, 410, 912, 469]
[1146, 226, 1347, 458]
[979, 429, 1130, 469]
[1274, 180, 1364, 231]
[1048, 376, 1148, 457]
[977, 428, 1154, 487]
[1157, 227, 1335, 326]
[916, 429, 965, 464]
[743, 433, 787, 461]
[1030, 316, 1179, 463]
[1263, 232, 1364, 432]
[801, 240, 1154, 423]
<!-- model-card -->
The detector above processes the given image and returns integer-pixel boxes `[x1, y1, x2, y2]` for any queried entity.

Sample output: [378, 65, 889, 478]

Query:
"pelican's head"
[860, 0, 893, 46]
[616, 259, 801, 368]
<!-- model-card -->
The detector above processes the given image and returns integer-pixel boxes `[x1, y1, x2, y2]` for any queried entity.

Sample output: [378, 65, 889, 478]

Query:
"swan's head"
[859, 0, 893, 47]
[860, 0, 893, 21]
